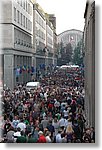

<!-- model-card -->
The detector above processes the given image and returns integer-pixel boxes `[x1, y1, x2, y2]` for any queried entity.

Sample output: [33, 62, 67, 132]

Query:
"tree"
[57, 41, 73, 65]
[73, 39, 84, 65]
[57, 41, 65, 65]
[64, 43, 73, 63]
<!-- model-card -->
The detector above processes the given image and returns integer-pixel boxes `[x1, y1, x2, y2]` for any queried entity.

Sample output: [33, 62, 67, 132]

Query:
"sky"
[36, 0, 87, 35]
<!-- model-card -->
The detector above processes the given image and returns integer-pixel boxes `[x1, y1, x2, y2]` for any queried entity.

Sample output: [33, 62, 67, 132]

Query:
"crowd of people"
[0, 67, 95, 143]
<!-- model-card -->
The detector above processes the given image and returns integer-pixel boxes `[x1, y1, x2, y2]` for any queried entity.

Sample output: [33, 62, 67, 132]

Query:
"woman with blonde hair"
[66, 119, 74, 142]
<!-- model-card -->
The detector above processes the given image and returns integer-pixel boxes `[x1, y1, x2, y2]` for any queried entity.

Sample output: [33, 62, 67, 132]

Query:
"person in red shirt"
[48, 103, 53, 112]
[37, 131, 46, 143]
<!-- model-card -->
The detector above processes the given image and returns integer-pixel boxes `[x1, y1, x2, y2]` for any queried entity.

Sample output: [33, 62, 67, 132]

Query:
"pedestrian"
[16, 131, 27, 143]
[55, 129, 62, 143]
[12, 115, 20, 129]
[47, 120, 55, 139]
[6, 126, 15, 143]
[13, 127, 21, 142]
[37, 131, 46, 143]
[16, 118, 26, 133]
[52, 117, 59, 136]
[45, 131, 52, 143]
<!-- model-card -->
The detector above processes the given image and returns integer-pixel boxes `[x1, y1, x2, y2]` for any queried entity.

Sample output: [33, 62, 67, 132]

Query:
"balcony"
[14, 39, 33, 52]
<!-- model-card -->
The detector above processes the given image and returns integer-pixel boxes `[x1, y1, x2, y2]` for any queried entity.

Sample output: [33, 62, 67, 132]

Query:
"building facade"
[33, 4, 57, 75]
[0, 0, 57, 89]
[84, 0, 95, 128]
[48, 14, 57, 65]
[57, 29, 83, 51]
[57, 29, 83, 65]
[1, 0, 34, 89]
[33, 3, 46, 70]
[46, 13, 54, 65]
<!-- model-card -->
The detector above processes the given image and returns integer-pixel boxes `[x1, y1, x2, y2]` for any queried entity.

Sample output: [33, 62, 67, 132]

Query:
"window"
[28, 20, 30, 30]
[21, 0, 22, 7]
[28, 3, 30, 14]
[19, 13, 21, 24]
[30, 21, 31, 31]
[17, 10, 20, 23]
[30, 6, 32, 15]
[26, 0, 28, 12]
[21, 13, 22, 25]
[14, 7, 16, 21]
[26, 18, 27, 29]
[23, 0, 25, 9]
[23, 15, 25, 27]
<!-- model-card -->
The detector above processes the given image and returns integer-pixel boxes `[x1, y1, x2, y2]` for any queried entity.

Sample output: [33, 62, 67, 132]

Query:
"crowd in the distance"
[0, 67, 95, 143]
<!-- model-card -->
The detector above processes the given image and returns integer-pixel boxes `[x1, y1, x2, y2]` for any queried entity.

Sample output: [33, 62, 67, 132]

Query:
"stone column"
[21, 56, 23, 84]
[32, 55, 36, 78]
[26, 56, 28, 81]
[4, 54, 14, 90]
[23, 56, 26, 83]
[14, 55, 17, 87]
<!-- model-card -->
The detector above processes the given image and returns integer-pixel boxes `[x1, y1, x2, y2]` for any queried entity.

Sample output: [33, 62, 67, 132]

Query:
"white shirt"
[63, 110, 68, 117]
[44, 92, 48, 101]
[56, 133, 62, 143]
[13, 131, 21, 142]
[17, 122, 26, 132]
[58, 118, 66, 127]
[14, 131, 21, 137]
[46, 136, 52, 143]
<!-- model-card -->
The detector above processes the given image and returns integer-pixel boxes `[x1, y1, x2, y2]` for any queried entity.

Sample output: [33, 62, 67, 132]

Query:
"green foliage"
[72, 39, 84, 65]
[57, 41, 73, 65]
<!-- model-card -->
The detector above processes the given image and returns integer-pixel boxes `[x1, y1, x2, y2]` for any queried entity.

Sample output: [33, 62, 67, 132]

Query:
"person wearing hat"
[37, 131, 46, 143]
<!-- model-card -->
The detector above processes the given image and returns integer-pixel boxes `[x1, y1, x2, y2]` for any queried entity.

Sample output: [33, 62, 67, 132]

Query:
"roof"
[58, 29, 83, 36]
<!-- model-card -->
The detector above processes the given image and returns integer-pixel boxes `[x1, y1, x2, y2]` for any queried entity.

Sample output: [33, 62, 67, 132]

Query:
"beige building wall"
[33, 4, 46, 53]
[0, 0, 57, 88]
[33, 3, 57, 70]
[84, 0, 95, 128]
[1, 0, 34, 89]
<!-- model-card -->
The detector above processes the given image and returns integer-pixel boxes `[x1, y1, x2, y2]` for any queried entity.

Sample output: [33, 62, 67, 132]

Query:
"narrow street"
[0, 0, 95, 144]
[0, 66, 95, 143]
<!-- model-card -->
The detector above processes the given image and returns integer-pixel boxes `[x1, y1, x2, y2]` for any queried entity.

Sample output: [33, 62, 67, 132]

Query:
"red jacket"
[48, 103, 53, 109]
[37, 135, 46, 143]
